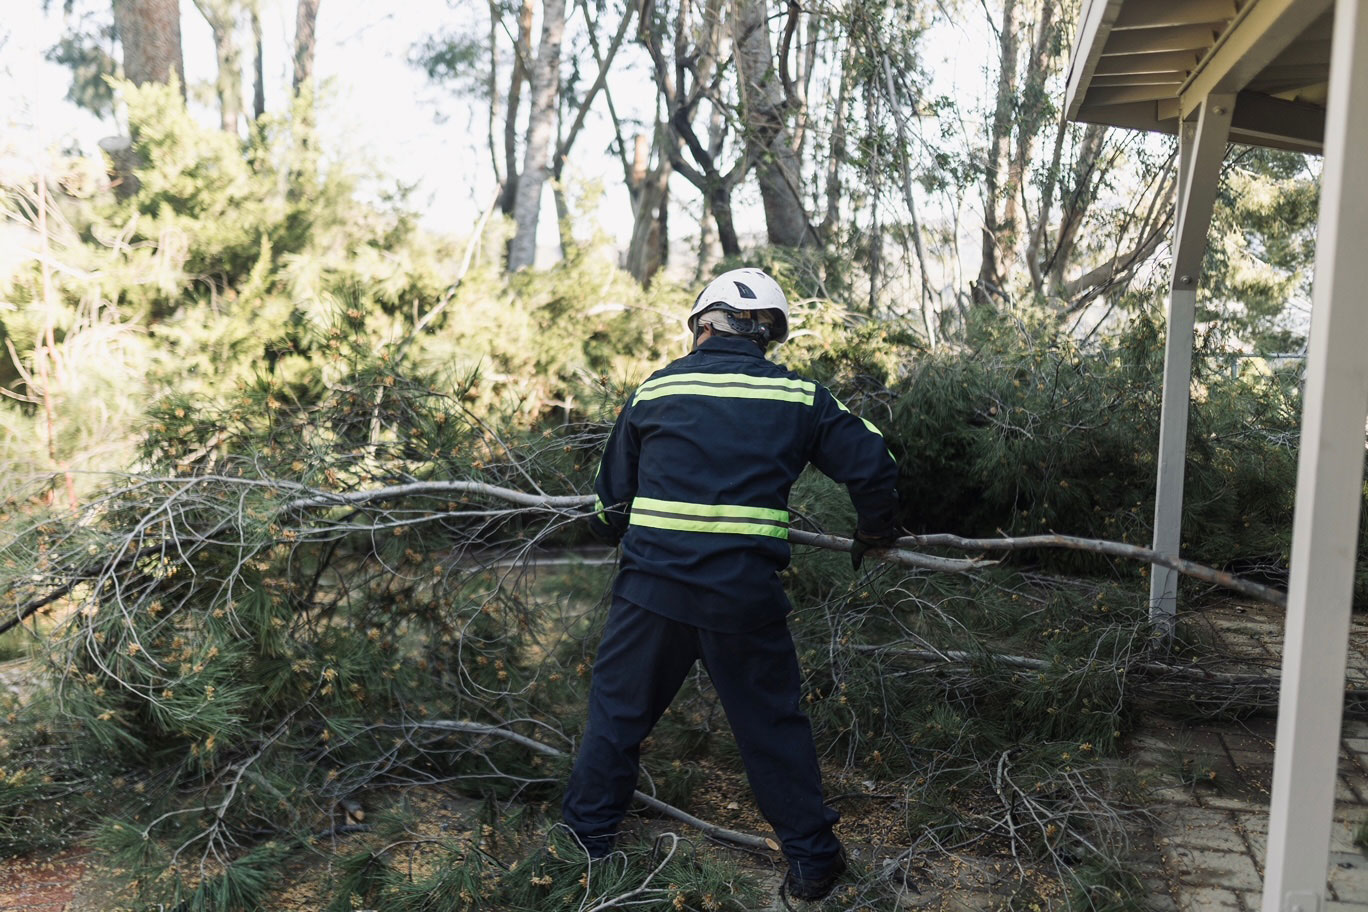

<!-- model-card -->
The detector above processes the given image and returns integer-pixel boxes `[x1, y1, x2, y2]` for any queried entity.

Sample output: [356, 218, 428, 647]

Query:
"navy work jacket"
[591, 334, 899, 633]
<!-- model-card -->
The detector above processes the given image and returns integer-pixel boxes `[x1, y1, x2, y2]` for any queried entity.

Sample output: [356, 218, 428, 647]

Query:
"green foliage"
[1205, 148, 1319, 351]
[0, 63, 1339, 910]
[842, 311, 1312, 587]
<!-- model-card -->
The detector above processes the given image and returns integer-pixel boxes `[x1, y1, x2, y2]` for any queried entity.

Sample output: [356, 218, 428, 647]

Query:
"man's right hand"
[850, 527, 906, 570]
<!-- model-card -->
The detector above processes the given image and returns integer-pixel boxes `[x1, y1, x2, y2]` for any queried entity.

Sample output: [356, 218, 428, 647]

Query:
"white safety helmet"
[687, 268, 790, 344]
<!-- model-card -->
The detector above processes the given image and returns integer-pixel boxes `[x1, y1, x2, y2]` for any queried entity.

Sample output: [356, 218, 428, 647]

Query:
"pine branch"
[285, 480, 1287, 602]
[851, 642, 1368, 716]
[905, 532, 1287, 607]
[397, 720, 779, 851]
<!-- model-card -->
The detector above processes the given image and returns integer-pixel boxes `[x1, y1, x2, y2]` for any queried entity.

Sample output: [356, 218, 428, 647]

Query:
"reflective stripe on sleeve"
[632, 372, 816, 406]
[830, 394, 885, 438]
[628, 496, 790, 539]
[830, 393, 897, 462]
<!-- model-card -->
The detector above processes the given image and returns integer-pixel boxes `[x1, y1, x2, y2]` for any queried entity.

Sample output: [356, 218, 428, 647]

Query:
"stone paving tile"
[1163, 845, 1262, 892]
[1132, 603, 1368, 910]
[1203, 793, 1269, 812]
[1140, 876, 1178, 911]
[1227, 749, 1275, 772]
[1174, 886, 1241, 911]
[1343, 772, 1368, 805]
[1331, 852, 1368, 903]
[1154, 807, 1248, 854]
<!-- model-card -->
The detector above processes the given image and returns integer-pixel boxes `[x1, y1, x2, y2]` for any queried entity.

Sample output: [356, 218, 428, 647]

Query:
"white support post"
[1263, 1, 1368, 909]
[1148, 94, 1234, 634]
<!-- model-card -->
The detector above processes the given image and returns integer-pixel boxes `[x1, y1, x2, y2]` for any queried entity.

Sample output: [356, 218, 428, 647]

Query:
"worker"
[561, 267, 902, 902]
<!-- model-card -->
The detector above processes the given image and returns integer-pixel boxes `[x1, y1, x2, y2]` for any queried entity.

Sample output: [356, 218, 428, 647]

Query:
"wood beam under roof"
[1074, 92, 1325, 154]
[1112, 0, 1235, 31]
[1179, 0, 1335, 118]
[1103, 24, 1223, 55]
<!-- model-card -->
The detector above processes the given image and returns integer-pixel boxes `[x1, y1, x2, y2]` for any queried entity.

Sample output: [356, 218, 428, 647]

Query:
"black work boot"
[783, 846, 848, 902]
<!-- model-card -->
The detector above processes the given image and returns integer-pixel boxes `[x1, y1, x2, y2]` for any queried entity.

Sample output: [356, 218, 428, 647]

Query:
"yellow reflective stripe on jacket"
[831, 395, 885, 439]
[592, 462, 612, 524]
[633, 372, 816, 406]
[830, 393, 897, 462]
[592, 495, 611, 525]
[629, 496, 790, 538]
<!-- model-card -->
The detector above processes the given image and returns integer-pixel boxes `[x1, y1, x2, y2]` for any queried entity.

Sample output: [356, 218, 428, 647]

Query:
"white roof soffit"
[1064, 0, 1334, 155]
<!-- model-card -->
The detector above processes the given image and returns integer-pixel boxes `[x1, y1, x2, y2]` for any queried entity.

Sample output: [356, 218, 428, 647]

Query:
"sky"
[0, 0, 1002, 265]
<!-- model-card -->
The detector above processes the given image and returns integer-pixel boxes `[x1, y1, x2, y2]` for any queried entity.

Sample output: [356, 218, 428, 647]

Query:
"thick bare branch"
[402, 719, 778, 851]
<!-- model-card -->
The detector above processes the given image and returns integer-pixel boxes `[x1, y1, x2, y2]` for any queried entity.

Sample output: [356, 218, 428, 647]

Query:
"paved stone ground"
[1134, 602, 1368, 911]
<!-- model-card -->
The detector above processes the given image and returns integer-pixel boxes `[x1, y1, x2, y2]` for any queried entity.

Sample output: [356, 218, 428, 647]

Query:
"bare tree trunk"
[292, 0, 321, 94]
[975, 0, 1020, 305]
[864, 79, 881, 312]
[507, 0, 567, 272]
[193, 0, 243, 134]
[881, 56, 935, 347]
[819, 39, 851, 239]
[552, 183, 572, 256]
[111, 0, 185, 94]
[732, 0, 812, 248]
[626, 131, 672, 283]
[251, 1, 265, 121]
[499, 0, 534, 215]
[1003, 1, 1056, 274]
[1046, 124, 1107, 295]
[696, 194, 717, 281]
[1027, 116, 1066, 296]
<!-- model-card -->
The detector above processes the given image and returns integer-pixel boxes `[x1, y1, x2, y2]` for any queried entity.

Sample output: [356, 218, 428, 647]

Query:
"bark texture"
[975, 0, 1020, 305]
[292, 0, 321, 94]
[251, 2, 265, 121]
[111, 0, 186, 94]
[499, 0, 535, 215]
[625, 133, 672, 283]
[507, 0, 567, 272]
[193, 0, 243, 133]
[732, 0, 812, 248]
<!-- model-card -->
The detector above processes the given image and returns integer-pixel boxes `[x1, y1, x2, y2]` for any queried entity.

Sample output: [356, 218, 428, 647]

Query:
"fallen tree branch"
[284, 480, 592, 512]
[850, 643, 1274, 684]
[395, 720, 779, 852]
[787, 529, 992, 573]
[905, 532, 1287, 608]
[287, 480, 1285, 600]
[851, 643, 1368, 716]
[284, 484, 993, 573]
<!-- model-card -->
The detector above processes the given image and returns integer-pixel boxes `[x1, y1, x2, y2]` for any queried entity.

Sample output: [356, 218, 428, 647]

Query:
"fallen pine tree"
[0, 342, 1312, 910]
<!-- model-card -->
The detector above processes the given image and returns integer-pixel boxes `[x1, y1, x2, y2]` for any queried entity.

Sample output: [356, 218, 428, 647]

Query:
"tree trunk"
[975, 0, 1020, 306]
[819, 38, 851, 239]
[251, 1, 265, 121]
[507, 0, 567, 272]
[292, 0, 320, 94]
[111, 0, 185, 95]
[626, 132, 671, 284]
[193, 0, 243, 134]
[696, 194, 717, 281]
[1047, 124, 1107, 295]
[499, 0, 535, 216]
[731, 0, 812, 248]
[1003, 1, 1056, 272]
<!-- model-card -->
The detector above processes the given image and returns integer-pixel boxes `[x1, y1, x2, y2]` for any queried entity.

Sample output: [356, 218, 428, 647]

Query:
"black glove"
[850, 527, 906, 570]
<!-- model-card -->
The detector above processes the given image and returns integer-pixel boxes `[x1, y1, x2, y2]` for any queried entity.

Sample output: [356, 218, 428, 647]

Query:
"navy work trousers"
[562, 597, 841, 877]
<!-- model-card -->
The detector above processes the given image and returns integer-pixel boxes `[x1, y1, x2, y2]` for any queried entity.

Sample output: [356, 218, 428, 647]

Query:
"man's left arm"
[808, 386, 902, 564]
[589, 398, 640, 544]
